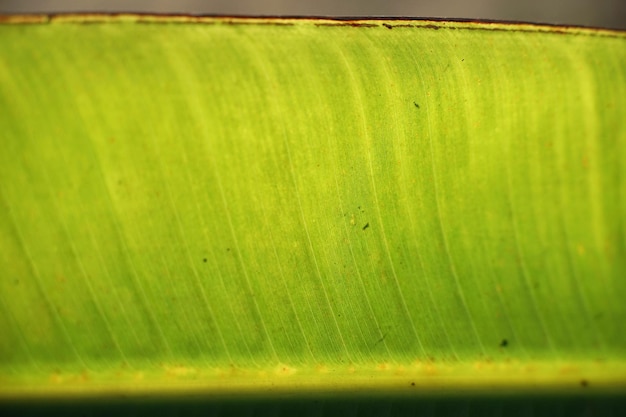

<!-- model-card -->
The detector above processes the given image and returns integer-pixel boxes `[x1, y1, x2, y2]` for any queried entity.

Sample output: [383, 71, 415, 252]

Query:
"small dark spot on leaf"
[500, 339, 508, 347]
[374, 333, 387, 346]
[413, 102, 420, 108]
[411, 382, 415, 386]
[226, 248, 230, 252]
[362, 223, 369, 230]
[383, 23, 393, 29]
[203, 258, 207, 263]
[461, 58, 465, 61]
[581, 379, 589, 387]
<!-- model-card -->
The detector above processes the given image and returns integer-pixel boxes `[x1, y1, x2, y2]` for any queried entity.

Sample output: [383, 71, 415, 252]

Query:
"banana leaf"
[1, 14, 625, 415]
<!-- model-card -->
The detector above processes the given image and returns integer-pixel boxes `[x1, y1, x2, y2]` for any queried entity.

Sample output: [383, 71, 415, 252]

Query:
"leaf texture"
[0, 16, 625, 401]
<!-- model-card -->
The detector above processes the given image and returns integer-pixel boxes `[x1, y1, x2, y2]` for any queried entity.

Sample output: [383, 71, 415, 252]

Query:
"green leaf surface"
[1, 15, 625, 405]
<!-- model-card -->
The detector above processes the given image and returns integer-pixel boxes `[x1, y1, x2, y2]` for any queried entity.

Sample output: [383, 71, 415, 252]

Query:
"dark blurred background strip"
[1, 0, 625, 30]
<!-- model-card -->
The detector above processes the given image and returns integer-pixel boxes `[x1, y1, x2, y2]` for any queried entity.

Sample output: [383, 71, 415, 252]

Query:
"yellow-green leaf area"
[0, 17, 625, 399]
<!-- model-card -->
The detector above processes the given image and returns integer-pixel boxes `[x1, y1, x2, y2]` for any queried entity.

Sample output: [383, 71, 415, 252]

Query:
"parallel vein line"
[482, 58, 530, 359]
[503, 149, 557, 356]
[166, 62, 256, 364]
[154, 138, 235, 365]
[337, 43, 426, 356]
[213, 164, 280, 363]
[49, 191, 129, 367]
[334, 174, 390, 357]
[89, 150, 174, 358]
[0, 256, 43, 372]
[412, 51, 486, 357]
[260, 186, 316, 363]
[247, 32, 351, 361]
[66, 72, 174, 356]
[380, 38, 459, 358]
[178, 145, 236, 364]
[0, 184, 89, 368]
